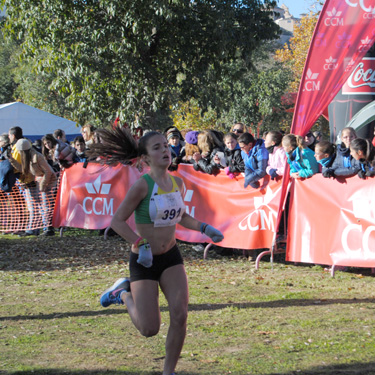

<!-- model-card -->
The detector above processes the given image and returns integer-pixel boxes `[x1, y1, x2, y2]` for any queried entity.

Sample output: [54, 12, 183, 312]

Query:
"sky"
[277, 0, 315, 18]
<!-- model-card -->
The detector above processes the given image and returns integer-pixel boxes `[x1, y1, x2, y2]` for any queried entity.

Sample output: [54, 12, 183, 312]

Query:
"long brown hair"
[282, 134, 306, 151]
[19, 149, 32, 176]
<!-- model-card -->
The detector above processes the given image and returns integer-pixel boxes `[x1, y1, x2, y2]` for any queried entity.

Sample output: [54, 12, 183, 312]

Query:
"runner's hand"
[201, 223, 224, 243]
[137, 243, 153, 268]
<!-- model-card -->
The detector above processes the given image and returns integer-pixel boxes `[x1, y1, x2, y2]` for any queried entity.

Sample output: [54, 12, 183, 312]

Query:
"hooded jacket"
[242, 139, 269, 188]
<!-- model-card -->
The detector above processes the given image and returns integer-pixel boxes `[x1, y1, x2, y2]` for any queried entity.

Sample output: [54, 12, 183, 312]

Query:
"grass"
[1, 231, 375, 375]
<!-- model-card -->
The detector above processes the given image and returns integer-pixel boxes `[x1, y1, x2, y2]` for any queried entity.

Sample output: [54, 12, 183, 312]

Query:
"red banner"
[291, 0, 375, 136]
[173, 165, 282, 249]
[53, 163, 282, 249]
[53, 163, 142, 230]
[286, 174, 375, 267]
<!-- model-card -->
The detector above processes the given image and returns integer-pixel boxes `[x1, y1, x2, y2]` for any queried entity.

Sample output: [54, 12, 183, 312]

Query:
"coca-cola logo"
[342, 57, 375, 95]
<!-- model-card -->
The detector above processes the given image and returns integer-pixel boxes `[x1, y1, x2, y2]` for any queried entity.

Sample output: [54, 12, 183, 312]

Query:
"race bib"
[153, 192, 185, 227]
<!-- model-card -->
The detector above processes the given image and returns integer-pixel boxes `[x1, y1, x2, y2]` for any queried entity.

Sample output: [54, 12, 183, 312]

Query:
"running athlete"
[90, 128, 224, 375]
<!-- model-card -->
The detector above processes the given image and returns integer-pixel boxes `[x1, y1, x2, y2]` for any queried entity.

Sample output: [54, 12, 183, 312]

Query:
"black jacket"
[193, 147, 223, 175]
[224, 145, 245, 173]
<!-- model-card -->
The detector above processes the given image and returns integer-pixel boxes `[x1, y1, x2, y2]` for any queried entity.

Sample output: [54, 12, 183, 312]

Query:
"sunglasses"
[233, 129, 243, 133]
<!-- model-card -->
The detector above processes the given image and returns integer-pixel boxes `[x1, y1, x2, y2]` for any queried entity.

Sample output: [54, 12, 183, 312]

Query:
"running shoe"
[100, 278, 130, 307]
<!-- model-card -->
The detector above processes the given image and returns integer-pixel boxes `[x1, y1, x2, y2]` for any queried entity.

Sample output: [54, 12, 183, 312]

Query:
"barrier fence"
[0, 180, 57, 234]
[2, 163, 375, 269]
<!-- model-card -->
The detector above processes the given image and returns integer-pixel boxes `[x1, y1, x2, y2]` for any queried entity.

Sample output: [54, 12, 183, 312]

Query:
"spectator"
[0, 133, 12, 161]
[42, 133, 76, 169]
[230, 122, 248, 136]
[304, 131, 317, 151]
[330, 127, 360, 178]
[53, 129, 67, 144]
[11, 139, 57, 236]
[313, 131, 323, 143]
[218, 132, 244, 179]
[165, 127, 185, 171]
[181, 131, 199, 164]
[238, 132, 268, 188]
[282, 134, 319, 179]
[264, 130, 286, 180]
[73, 135, 87, 163]
[193, 130, 224, 175]
[0, 133, 16, 192]
[314, 141, 336, 177]
[81, 124, 96, 146]
[350, 138, 375, 179]
[8, 126, 24, 172]
[6, 127, 31, 235]
[32, 139, 42, 153]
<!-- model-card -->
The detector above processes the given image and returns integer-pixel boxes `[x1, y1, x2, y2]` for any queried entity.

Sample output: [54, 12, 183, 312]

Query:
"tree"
[274, 5, 329, 135]
[274, 12, 319, 92]
[1, 0, 280, 128]
[0, 27, 17, 104]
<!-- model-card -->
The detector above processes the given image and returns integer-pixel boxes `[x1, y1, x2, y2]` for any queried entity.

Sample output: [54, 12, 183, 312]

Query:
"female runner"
[90, 128, 224, 375]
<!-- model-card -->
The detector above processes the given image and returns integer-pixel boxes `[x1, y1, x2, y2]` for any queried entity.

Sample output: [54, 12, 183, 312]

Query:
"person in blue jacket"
[282, 134, 319, 179]
[328, 127, 360, 178]
[238, 132, 269, 188]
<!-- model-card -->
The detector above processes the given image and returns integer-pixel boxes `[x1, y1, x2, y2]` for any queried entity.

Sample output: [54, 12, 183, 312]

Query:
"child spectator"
[73, 135, 87, 163]
[350, 138, 375, 179]
[42, 133, 76, 170]
[304, 131, 317, 151]
[330, 127, 360, 178]
[193, 130, 224, 175]
[53, 129, 67, 144]
[264, 130, 286, 180]
[313, 131, 323, 143]
[181, 131, 200, 164]
[314, 140, 336, 177]
[217, 132, 244, 179]
[282, 134, 319, 179]
[165, 127, 185, 171]
[238, 132, 268, 188]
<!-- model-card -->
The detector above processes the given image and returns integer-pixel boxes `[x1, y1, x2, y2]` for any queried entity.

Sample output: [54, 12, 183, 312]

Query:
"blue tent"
[0, 102, 81, 142]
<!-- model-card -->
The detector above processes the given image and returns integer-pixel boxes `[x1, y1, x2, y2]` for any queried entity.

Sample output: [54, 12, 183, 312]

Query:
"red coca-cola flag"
[291, 0, 375, 136]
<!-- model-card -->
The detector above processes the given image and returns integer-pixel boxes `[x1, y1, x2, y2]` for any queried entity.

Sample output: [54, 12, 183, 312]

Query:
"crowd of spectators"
[1, 121, 375, 239]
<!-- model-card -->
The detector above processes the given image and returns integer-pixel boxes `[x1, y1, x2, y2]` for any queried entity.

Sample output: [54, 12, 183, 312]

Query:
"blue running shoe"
[100, 278, 130, 307]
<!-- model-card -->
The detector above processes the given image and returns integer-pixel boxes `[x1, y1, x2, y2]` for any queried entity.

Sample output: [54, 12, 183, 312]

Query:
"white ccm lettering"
[304, 81, 320, 91]
[341, 223, 375, 255]
[324, 17, 344, 26]
[83, 197, 114, 215]
[239, 210, 275, 232]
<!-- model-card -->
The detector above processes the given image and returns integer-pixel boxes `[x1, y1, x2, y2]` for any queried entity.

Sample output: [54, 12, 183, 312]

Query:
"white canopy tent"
[0, 102, 81, 141]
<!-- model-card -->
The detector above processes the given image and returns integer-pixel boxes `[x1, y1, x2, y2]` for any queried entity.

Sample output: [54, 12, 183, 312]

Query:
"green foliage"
[1, 0, 280, 127]
[218, 58, 293, 134]
[0, 28, 17, 103]
[171, 98, 221, 132]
